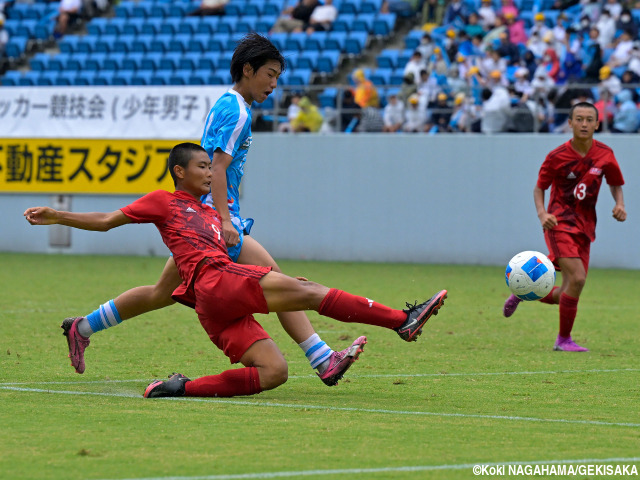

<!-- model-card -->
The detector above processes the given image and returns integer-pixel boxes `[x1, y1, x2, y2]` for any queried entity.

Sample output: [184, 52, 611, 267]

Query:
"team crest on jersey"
[589, 167, 602, 175]
[240, 136, 252, 150]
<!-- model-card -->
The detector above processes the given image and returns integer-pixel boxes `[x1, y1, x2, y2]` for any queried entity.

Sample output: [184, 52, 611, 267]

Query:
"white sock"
[76, 317, 94, 338]
[299, 333, 333, 373]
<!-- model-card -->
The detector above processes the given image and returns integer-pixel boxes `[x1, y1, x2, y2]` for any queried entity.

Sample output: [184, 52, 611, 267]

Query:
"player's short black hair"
[168, 142, 207, 186]
[569, 101, 599, 121]
[229, 32, 285, 83]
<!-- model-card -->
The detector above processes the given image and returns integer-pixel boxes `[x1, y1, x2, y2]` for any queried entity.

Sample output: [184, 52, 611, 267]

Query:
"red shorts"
[193, 259, 273, 364]
[544, 229, 591, 273]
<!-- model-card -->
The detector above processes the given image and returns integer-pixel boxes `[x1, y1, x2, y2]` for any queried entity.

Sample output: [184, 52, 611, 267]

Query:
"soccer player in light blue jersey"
[60, 33, 367, 386]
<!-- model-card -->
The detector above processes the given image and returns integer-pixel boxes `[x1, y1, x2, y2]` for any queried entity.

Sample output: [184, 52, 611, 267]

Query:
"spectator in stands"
[0, 14, 8, 58]
[188, 0, 229, 17]
[480, 83, 511, 133]
[444, 28, 459, 61]
[464, 12, 486, 37]
[497, 31, 520, 65]
[417, 68, 437, 102]
[594, 88, 615, 131]
[427, 92, 452, 133]
[291, 96, 323, 133]
[527, 32, 547, 58]
[278, 93, 302, 133]
[482, 15, 508, 50]
[531, 68, 556, 97]
[421, 0, 445, 27]
[539, 47, 561, 81]
[416, 33, 435, 62]
[599, 65, 621, 95]
[499, 0, 518, 19]
[447, 64, 467, 94]
[530, 13, 550, 39]
[604, 0, 622, 20]
[426, 47, 448, 77]
[616, 9, 638, 39]
[552, 13, 568, 44]
[608, 31, 634, 69]
[352, 69, 380, 108]
[340, 89, 361, 132]
[480, 47, 507, 79]
[628, 43, 640, 78]
[403, 50, 425, 85]
[383, 92, 405, 132]
[358, 107, 385, 132]
[443, 0, 469, 25]
[271, 0, 319, 34]
[54, 0, 82, 38]
[399, 72, 418, 104]
[596, 8, 616, 48]
[306, 0, 337, 33]
[611, 89, 639, 133]
[478, 0, 497, 30]
[513, 67, 533, 96]
[403, 93, 427, 132]
[449, 92, 476, 132]
[503, 11, 527, 45]
[581, 0, 601, 24]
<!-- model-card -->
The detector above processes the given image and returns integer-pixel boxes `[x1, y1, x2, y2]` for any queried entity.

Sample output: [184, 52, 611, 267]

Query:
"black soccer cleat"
[395, 290, 448, 342]
[143, 373, 190, 398]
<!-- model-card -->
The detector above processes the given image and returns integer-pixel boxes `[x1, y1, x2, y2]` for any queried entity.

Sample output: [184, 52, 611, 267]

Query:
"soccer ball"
[505, 251, 556, 301]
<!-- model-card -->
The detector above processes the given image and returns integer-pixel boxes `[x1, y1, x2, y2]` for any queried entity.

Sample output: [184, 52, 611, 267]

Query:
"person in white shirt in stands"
[383, 91, 405, 132]
[54, 0, 82, 38]
[306, 0, 337, 33]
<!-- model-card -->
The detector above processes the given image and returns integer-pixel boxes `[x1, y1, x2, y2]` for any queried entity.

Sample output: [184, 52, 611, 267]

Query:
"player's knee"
[260, 359, 288, 390]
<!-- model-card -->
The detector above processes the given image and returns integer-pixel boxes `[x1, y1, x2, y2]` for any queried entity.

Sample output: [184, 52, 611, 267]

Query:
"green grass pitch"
[1, 253, 639, 480]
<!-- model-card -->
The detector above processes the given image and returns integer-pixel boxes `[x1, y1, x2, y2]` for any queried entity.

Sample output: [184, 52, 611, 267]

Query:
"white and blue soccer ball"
[505, 251, 556, 301]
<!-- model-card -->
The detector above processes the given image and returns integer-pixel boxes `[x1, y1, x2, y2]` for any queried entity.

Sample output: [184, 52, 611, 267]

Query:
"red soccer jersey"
[536, 139, 624, 242]
[120, 190, 230, 298]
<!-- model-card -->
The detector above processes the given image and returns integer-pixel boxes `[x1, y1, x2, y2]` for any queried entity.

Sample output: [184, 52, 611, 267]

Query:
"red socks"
[318, 288, 406, 330]
[539, 286, 560, 305]
[184, 366, 262, 398]
[558, 293, 579, 338]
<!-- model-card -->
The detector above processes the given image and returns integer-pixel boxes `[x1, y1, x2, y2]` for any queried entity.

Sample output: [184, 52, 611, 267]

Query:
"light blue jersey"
[200, 89, 254, 261]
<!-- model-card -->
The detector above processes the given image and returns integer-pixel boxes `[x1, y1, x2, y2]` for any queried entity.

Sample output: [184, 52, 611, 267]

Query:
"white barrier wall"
[2, 134, 638, 269]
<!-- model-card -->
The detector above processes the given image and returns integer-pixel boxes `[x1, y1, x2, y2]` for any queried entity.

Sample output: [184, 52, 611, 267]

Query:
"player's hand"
[538, 212, 558, 230]
[221, 219, 240, 247]
[612, 204, 627, 222]
[24, 207, 59, 225]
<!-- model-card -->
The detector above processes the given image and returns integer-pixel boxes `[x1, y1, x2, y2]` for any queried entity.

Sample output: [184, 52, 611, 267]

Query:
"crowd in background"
[275, 0, 640, 133]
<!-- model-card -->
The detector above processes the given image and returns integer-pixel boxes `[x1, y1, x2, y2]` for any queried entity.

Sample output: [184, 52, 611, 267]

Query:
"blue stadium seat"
[34, 21, 55, 41]
[103, 52, 126, 72]
[338, 0, 358, 14]
[113, 34, 136, 54]
[179, 52, 202, 71]
[180, 17, 202, 35]
[189, 69, 211, 85]
[114, 3, 135, 18]
[1, 70, 23, 86]
[169, 34, 192, 53]
[352, 13, 375, 33]
[131, 36, 154, 54]
[105, 17, 127, 36]
[256, 15, 278, 32]
[288, 68, 312, 85]
[18, 71, 40, 86]
[377, 49, 399, 69]
[47, 53, 69, 72]
[5, 37, 28, 59]
[122, 53, 144, 72]
[87, 17, 108, 36]
[168, 3, 189, 17]
[149, 3, 170, 18]
[318, 87, 338, 108]
[141, 17, 164, 35]
[304, 32, 325, 51]
[131, 71, 154, 85]
[160, 17, 182, 35]
[131, 1, 154, 18]
[317, 50, 341, 74]
[268, 32, 288, 51]
[170, 70, 192, 85]
[36, 70, 57, 86]
[139, 52, 164, 71]
[65, 53, 90, 71]
[236, 16, 259, 33]
[150, 71, 173, 85]
[217, 17, 237, 33]
[197, 56, 217, 71]
[74, 71, 97, 86]
[369, 68, 392, 86]
[296, 51, 320, 70]
[198, 16, 220, 35]
[158, 52, 182, 71]
[84, 53, 107, 71]
[404, 29, 424, 50]
[345, 31, 368, 55]
[150, 34, 173, 53]
[30, 53, 51, 71]
[373, 13, 396, 37]
[324, 31, 347, 51]
[217, 51, 234, 70]
[94, 34, 119, 54]
[122, 18, 146, 36]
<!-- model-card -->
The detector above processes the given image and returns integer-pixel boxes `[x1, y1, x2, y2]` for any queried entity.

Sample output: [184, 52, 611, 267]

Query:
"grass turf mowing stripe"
[2, 386, 639, 428]
[2, 367, 638, 386]
[94, 457, 640, 480]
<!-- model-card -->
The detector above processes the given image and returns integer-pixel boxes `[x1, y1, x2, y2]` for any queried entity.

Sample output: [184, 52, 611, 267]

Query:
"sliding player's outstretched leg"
[395, 290, 448, 342]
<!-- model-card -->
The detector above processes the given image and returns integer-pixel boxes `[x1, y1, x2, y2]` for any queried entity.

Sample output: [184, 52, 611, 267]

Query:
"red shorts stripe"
[544, 229, 591, 273]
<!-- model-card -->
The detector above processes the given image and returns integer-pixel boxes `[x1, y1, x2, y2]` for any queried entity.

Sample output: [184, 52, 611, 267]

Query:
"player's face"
[568, 107, 599, 140]
[247, 60, 281, 104]
[182, 152, 212, 198]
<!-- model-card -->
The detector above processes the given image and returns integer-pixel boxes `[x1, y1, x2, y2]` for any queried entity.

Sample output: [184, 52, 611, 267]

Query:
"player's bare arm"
[24, 207, 131, 231]
[610, 185, 627, 222]
[533, 186, 557, 230]
[210, 149, 239, 247]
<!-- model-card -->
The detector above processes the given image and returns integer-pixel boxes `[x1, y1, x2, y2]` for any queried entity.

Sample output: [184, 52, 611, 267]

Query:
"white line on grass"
[94, 457, 640, 480]
[1, 367, 638, 386]
[2, 385, 639, 428]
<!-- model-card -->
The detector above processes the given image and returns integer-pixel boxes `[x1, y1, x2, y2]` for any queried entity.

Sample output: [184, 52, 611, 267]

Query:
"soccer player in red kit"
[24, 143, 448, 398]
[503, 102, 627, 352]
